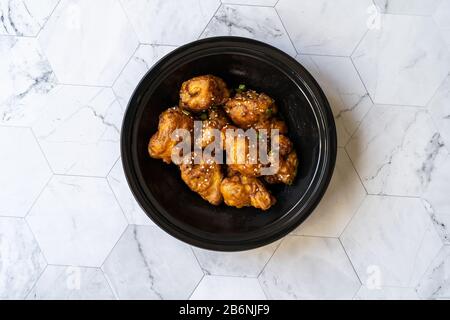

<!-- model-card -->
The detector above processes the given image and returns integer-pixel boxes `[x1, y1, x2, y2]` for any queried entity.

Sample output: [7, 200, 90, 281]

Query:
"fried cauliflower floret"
[273, 134, 293, 157]
[180, 154, 223, 205]
[197, 108, 230, 148]
[265, 151, 298, 185]
[148, 107, 194, 164]
[220, 174, 276, 210]
[224, 90, 277, 128]
[180, 75, 230, 112]
[252, 117, 288, 135]
[226, 131, 265, 177]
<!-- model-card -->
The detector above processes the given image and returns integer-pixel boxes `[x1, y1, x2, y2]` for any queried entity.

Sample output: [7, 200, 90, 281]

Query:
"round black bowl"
[121, 37, 337, 251]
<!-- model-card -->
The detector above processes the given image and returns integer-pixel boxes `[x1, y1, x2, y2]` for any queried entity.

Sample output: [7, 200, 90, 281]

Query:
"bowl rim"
[121, 36, 337, 251]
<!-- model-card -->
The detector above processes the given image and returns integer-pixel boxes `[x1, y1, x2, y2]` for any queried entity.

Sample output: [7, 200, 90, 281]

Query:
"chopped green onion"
[266, 108, 273, 115]
[236, 84, 247, 93]
[200, 113, 208, 120]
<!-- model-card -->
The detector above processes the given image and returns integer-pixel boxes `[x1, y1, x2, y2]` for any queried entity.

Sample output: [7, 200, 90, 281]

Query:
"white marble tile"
[27, 266, 115, 300]
[293, 149, 366, 237]
[102, 225, 203, 300]
[276, 0, 372, 56]
[113, 44, 176, 108]
[190, 276, 266, 300]
[341, 196, 443, 287]
[120, 0, 220, 45]
[38, 0, 139, 86]
[429, 75, 450, 151]
[346, 106, 447, 196]
[296, 55, 373, 147]
[0, 36, 57, 126]
[201, 4, 296, 57]
[422, 156, 450, 244]
[373, 0, 443, 15]
[354, 286, 420, 300]
[434, 0, 450, 48]
[0, 0, 59, 36]
[0, 127, 52, 218]
[193, 241, 280, 277]
[259, 236, 360, 300]
[416, 246, 450, 299]
[352, 15, 449, 106]
[0, 218, 47, 299]
[27, 176, 127, 267]
[32, 86, 123, 177]
[222, 0, 277, 5]
[107, 159, 153, 226]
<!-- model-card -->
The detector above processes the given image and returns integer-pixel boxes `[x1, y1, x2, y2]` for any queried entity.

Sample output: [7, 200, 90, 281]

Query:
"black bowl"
[121, 37, 337, 251]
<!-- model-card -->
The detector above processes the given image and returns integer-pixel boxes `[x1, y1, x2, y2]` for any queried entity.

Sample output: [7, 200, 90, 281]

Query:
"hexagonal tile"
[296, 55, 373, 147]
[107, 159, 153, 226]
[0, 218, 47, 299]
[429, 75, 450, 150]
[354, 286, 420, 300]
[32, 86, 123, 177]
[120, 0, 220, 45]
[113, 44, 176, 108]
[341, 196, 442, 287]
[0, 0, 59, 36]
[102, 225, 203, 300]
[434, 0, 450, 48]
[416, 246, 450, 299]
[201, 4, 296, 56]
[0, 36, 57, 126]
[0, 127, 52, 218]
[27, 266, 115, 300]
[27, 176, 127, 267]
[190, 276, 266, 300]
[192, 241, 280, 277]
[346, 106, 447, 196]
[293, 149, 366, 237]
[259, 236, 360, 299]
[38, 0, 139, 86]
[352, 15, 449, 106]
[422, 155, 450, 244]
[276, 0, 372, 56]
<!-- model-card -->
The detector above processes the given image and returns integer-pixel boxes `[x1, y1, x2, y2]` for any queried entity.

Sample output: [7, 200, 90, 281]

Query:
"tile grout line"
[197, 3, 222, 40]
[110, 43, 140, 89]
[106, 173, 132, 225]
[338, 237, 364, 287]
[187, 273, 205, 300]
[23, 263, 49, 300]
[274, 6, 298, 56]
[23, 174, 54, 220]
[35, 0, 62, 39]
[256, 236, 285, 279]
[29, 127, 55, 176]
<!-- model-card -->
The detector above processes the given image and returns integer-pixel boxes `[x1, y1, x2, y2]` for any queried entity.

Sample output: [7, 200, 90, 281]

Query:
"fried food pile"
[148, 75, 298, 211]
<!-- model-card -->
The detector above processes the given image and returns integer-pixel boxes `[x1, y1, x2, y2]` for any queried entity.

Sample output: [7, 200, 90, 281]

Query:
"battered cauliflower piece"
[220, 174, 276, 210]
[224, 90, 277, 128]
[252, 117, 288, 135]
[226, 131, 265, 177]
[265, 151, 298, 185]
[180, 154, 224, 205]
[273, 134, 294, 157]
[180, 75, 230, 112]
[197, 108, 230, 148]
[148, 107, 194, 164]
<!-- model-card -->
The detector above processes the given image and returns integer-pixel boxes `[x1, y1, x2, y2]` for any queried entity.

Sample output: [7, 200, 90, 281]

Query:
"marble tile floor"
[0, 0, 449, 300]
